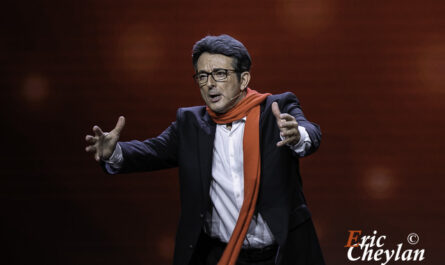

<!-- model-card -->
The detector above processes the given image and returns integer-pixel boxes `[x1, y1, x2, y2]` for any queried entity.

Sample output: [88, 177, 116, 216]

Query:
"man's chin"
[208, 104, 227, 114]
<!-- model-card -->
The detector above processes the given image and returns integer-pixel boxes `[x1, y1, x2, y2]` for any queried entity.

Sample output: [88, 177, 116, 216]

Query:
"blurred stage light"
[363, 166, 397, 200]
[115, 24, 163, 78]
[418, 41, 445, 93]
[276, 0, 334, 34]
[22, 73, 49, 107]
[157, 234, 174, 261]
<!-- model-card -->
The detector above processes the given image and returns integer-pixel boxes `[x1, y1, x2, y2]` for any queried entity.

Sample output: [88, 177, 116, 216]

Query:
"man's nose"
[206, 74, 216, 87]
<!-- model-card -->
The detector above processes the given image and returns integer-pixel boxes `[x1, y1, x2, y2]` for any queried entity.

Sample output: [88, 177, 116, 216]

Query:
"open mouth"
[209, 94, 222, 103]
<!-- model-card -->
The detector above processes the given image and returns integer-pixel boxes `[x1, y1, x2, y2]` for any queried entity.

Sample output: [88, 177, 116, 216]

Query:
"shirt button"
[189, 244, 193, 249]
[200, 213, 204, 218]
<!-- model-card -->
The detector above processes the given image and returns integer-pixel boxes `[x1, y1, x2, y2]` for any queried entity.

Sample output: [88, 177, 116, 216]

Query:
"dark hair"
[192, 34, 252, 76]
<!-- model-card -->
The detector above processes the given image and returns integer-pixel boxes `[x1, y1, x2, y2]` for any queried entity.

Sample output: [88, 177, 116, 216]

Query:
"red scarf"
[206, 88, 270, 265]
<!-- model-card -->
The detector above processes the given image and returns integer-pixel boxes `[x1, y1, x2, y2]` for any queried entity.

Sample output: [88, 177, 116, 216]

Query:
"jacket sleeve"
[278, 92, 322, 156]
[106, 112, 180, 174]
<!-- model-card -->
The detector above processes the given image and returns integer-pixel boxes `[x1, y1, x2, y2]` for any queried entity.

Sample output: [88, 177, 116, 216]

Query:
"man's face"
[196, 52, 249, 114]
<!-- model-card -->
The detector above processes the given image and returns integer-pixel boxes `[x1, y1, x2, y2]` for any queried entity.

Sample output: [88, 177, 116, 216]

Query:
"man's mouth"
[209, 94, 222, 103]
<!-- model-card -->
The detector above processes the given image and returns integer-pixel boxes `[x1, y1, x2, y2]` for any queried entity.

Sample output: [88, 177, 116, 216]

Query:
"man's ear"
[240, 71, 251, 91]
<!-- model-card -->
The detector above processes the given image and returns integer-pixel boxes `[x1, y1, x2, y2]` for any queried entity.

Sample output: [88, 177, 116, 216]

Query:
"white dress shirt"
[104, 116, 312, 248]
[202, 117, 311, 248]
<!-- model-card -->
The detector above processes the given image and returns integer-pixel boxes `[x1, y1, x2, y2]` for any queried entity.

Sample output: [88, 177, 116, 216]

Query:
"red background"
[1, 0, 444, 264]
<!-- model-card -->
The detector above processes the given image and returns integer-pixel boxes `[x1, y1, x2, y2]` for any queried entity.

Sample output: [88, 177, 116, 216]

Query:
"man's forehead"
[196, 53, 235, 70]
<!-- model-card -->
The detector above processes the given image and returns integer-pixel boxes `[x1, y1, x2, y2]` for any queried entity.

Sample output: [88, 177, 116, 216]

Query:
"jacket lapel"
[259, 99, 268, 143]
[197, 113, 216, 208]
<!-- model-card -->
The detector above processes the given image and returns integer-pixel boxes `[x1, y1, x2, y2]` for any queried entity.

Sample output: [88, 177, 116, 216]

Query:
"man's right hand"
[85, 116, 126, 162]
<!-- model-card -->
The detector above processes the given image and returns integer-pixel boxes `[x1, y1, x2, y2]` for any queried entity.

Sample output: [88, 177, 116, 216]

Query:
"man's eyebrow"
[197, 68, 224, 74]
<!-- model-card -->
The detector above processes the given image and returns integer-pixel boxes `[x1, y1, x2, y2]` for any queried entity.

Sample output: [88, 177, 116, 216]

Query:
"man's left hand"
[272, 102, 301, 147]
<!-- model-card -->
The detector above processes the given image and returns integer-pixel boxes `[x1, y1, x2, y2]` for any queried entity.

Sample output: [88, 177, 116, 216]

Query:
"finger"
[279, 121, 298, 129]
[279, 113, 296, 121]
[276, 139, 287, 147]
[281, 128, 299, 137]
[271, 102, 281, 121]
[85, 145, 96, 153]
[277, 136, 298, 147]
[93, 125, 104, 137]
[85, 135, 97, 144]
[94, 153, 100, 162]
[112, 116, 126, 135]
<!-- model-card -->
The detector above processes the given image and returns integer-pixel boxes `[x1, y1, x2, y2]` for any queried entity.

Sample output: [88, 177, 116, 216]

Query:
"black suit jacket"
[108, 92, 324, 265]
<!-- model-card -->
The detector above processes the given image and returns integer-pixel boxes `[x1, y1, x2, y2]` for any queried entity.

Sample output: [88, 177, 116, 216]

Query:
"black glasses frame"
[193, 68, 238, 85]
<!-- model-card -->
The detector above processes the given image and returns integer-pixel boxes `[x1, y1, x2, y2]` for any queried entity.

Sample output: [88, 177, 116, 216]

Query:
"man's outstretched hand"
[85, 116, 126, 162]
[272, 102, 300, 147]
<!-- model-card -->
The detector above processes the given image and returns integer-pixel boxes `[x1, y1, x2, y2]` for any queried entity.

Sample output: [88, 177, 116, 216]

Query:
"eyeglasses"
[193, 68, 238, 86]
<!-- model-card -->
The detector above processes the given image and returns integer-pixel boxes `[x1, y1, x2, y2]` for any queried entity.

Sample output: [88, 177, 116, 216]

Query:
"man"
[85, 34, 324, 265]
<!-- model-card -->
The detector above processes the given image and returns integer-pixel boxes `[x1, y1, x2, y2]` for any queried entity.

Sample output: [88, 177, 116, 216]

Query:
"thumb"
[112, 116, 126, 135]
[271, 102, 282, 121]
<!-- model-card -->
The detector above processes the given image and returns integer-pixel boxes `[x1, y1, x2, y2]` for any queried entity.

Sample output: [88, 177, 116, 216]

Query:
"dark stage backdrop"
[1, 0, 444, 264]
